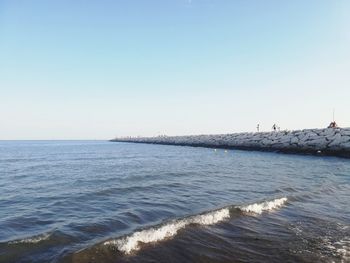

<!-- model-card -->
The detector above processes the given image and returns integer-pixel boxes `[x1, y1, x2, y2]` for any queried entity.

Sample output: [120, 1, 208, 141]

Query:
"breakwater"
[111, 128, 350, 158]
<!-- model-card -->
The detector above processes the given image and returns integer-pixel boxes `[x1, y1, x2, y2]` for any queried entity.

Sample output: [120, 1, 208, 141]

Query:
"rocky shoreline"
[111, 128, 350, 158]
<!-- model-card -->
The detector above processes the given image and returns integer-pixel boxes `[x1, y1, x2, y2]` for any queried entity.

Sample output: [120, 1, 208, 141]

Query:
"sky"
[0, 0, 349, 139]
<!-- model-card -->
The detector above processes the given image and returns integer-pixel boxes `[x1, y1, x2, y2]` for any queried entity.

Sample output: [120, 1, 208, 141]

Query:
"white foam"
[324, 237, 350, 262]
[335, 238, 350, 262]
[104, 208, 230, 254]
[104, 197, 288, 254]
[9, 232, 51, 244]
[239, 197, 288, 214]
[105, 221, 187, 254]
[191, 208, 230, 225]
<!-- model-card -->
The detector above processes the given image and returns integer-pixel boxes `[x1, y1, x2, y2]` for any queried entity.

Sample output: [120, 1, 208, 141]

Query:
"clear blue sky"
[1, 0, 349, 139]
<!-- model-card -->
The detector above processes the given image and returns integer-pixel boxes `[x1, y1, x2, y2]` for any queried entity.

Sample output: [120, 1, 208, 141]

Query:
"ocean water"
[0, 140, 349, 263]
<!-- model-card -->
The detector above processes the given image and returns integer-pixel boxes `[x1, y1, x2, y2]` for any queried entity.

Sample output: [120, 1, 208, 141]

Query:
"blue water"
[0, 140, 349, 263]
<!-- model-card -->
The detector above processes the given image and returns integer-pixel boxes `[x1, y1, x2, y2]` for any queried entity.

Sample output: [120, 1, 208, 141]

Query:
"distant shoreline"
[111, 128, 350, 158]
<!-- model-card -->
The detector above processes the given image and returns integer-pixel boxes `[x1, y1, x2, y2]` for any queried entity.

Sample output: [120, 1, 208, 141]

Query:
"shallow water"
[0, 140, 349, 263]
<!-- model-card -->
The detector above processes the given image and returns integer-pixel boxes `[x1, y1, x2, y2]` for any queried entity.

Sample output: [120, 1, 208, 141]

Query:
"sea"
[0, 140, 349, 263]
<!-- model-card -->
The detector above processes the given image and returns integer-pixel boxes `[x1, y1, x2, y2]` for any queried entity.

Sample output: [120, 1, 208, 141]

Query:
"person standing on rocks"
[272, 124, 277, 132]
[257, 124, 260, 132]
[328, 121, 338, 128]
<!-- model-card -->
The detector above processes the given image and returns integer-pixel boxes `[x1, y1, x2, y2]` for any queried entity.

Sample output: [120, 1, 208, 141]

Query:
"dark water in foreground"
[0, 141, 349, 263]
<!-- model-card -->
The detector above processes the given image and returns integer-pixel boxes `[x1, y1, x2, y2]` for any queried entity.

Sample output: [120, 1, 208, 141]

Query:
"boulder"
[279, 135, 292, 144]
[340, 129, 350, 136]
[323, 128, 335, 136]
[290, 137, 299, 144]
[340, 135, 350, 143]
[299, 134, 310, 142]
[340, 142, 350, 150]
[327, 133, 341, 142]
[271, 142, 290, 149]
[306, 138, 328, 148]
[261, 138, 273, 145]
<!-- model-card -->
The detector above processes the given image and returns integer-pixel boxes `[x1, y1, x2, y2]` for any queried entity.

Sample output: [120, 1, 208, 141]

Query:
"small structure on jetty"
[111, 128, 350, 158]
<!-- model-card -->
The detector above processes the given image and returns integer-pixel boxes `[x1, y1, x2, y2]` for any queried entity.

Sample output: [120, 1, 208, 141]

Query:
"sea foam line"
[104, 208, 230, 254]
[104, 197, 288, 254]
[239, 197, 288, 214]
[8, 232, 51, 244]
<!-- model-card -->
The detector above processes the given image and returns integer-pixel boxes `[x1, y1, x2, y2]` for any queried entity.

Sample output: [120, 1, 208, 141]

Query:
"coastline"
[111, 128, 350, 158]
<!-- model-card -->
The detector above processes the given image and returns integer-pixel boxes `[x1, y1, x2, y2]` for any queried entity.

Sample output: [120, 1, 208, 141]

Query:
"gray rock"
[323, 128, 335, 136]
[299, 134, 310, 142]
[340, 129, 350, 136]
[290, 137, 299, 144]
[340, 142, 350, 149]
[328, 133, 341, 142]
[306, 138, 328, 148]
[279, 135, 292, 143]
[340, 135, 350, 143]
[328, 134, 349, 147]
[272, 142, 290, 149]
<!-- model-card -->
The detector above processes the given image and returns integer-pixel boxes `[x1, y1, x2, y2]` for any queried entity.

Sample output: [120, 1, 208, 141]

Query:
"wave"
[8, 232, 51, 244]
[239, 197, 288, 214]
[104, 197, 288, 254]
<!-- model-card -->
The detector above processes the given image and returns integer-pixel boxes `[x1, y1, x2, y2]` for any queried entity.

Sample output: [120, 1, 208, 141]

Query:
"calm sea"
[0, 140, 349, 263]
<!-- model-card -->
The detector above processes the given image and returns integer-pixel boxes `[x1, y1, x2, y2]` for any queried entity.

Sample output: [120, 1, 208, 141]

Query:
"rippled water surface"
[0, 140, 349, 263]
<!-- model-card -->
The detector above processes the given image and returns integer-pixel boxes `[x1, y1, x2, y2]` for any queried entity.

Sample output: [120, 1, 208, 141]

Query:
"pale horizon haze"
[1, 0, 349, 140]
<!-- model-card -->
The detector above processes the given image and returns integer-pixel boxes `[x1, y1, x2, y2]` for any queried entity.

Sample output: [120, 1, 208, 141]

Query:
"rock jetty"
[111, 128, 350, 158]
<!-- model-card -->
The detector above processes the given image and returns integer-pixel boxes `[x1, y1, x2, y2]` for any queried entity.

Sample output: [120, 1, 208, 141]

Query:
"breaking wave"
[104, 197, 288, 254]
[239, 197, 288, 214]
